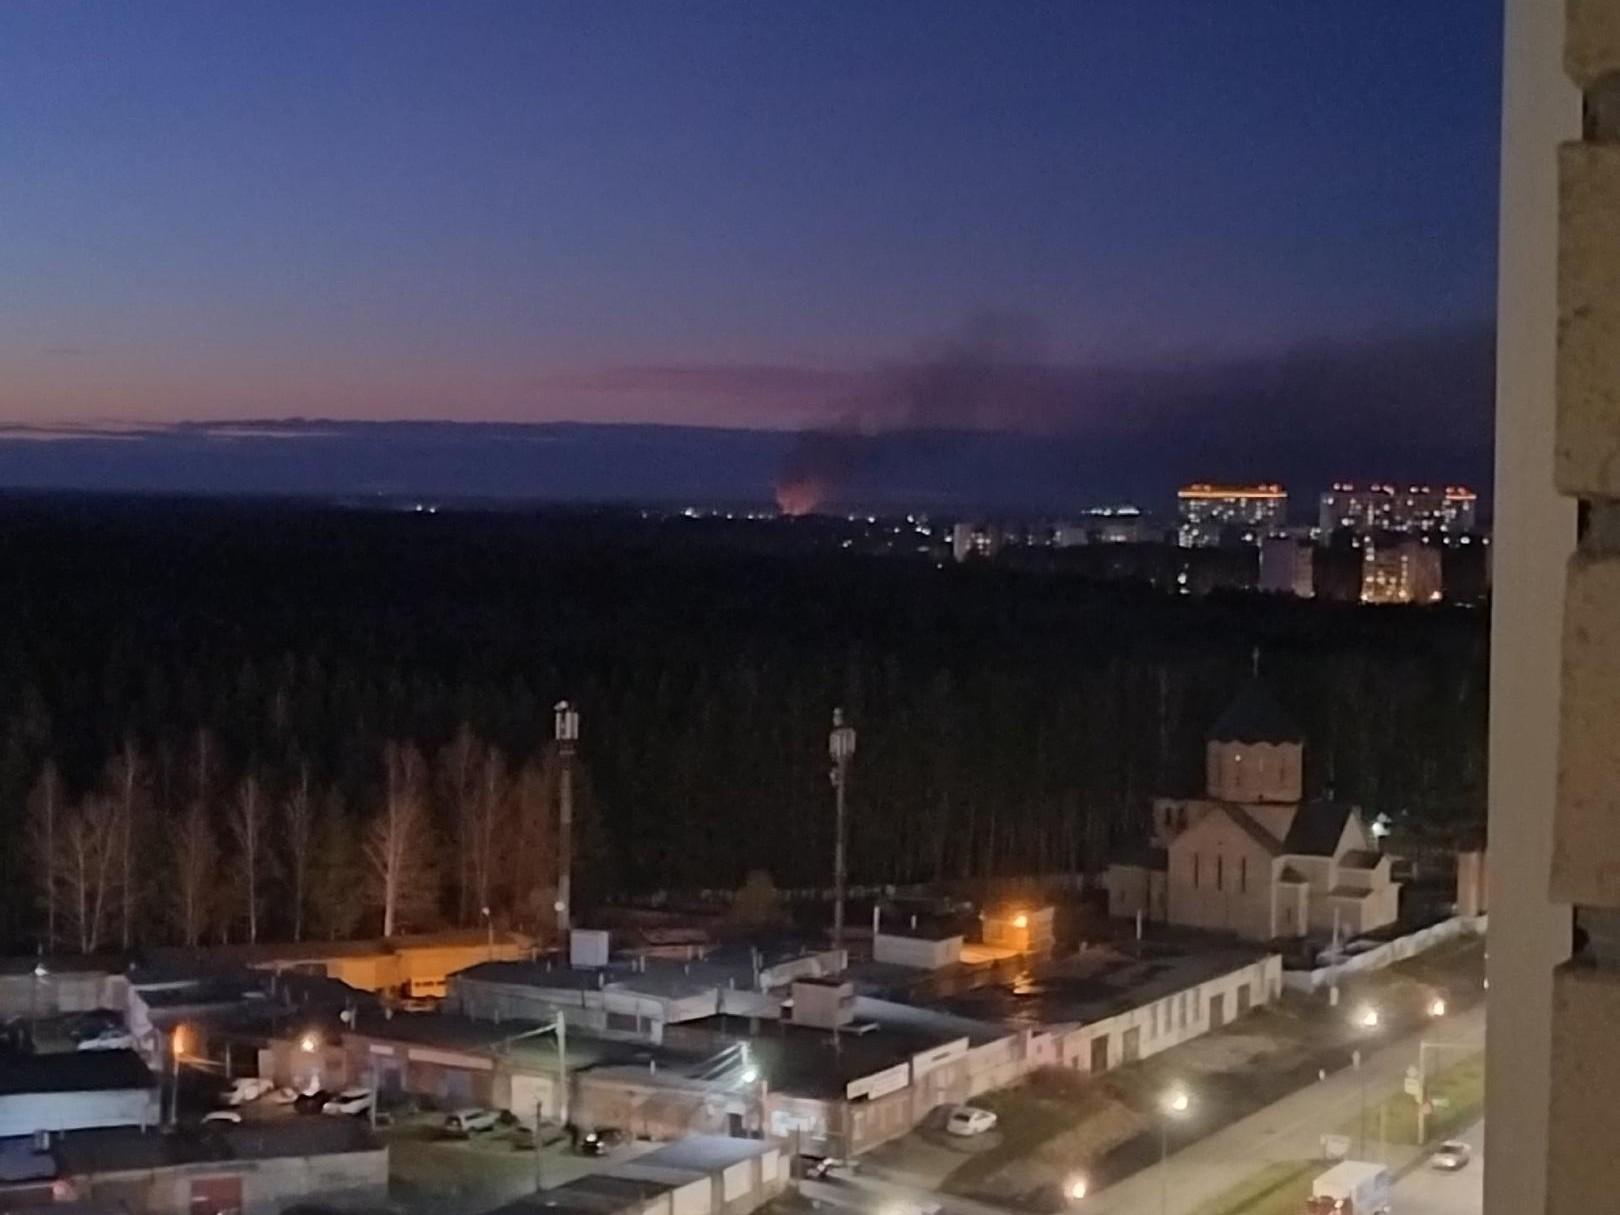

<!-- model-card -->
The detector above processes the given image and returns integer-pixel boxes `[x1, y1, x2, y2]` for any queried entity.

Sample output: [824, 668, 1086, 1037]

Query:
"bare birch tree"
[366, 742, 437, 936]
[171, 800, 217, 947]
[27, 762, 62, 950]
[436, 724, 480, 925]
[229, 772, 268, 944]
[61, 796, 121, 953]
[283, 760, 314, 942]
[105, 738, 147, 950]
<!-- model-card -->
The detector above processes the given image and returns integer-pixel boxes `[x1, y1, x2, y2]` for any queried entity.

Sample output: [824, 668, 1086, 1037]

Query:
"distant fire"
[774, 476, 825, 517]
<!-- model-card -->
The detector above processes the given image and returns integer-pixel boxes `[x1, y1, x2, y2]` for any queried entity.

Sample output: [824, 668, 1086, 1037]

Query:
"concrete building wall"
[1165, 813, 1277, 940]
[1205, 741, 1302, 804]
[872, 933, 962, 970]
[1485, 4, 1580, 1212]
[0, 970, 113, 1019]
[70, 1148, 388, 1215]
[1058, 957, 1280, 1073]
[0, 1088, 159, 1138]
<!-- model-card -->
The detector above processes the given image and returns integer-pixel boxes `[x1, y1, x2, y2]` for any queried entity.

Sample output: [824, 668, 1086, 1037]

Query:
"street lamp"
[1352, 1005, 1382, 1156]
[1428, 996, 1447, 1019]
[827, 708, 857, 958]
[482, 905, 494, 961]
[1159, 1087, 1191, 1215]
[1066, 1174, 1089, 1202]
[300, 1032, 318, 1053]
[553, 701, 580, 942]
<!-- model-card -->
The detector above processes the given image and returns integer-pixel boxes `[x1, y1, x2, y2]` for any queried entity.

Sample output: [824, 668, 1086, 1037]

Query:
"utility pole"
[827, 708, 857, 960]
[497, 1011, 568, 1194]
[553, 701, 580, 944]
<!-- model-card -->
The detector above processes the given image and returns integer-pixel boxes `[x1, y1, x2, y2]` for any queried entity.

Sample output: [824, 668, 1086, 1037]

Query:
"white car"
[76, 1029, 136, 1052]
[322, 1087, 375, 1116]
[443, 1108, 499, 1136]
[224, 1077, 275, 1106]
[202, 1109, 243, 1125]
[945, 1105, 998, 1137]
[1430, 1140, 1473, 1171]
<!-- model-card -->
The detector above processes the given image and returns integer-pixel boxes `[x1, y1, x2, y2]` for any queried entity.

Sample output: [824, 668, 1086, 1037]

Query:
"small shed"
[872, 920, 963, 971]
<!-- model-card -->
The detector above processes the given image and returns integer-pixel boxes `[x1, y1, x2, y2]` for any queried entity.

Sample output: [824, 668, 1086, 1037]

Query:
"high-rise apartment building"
[1317, 483, 1479, 537]
[1175, 483, 1287, 547]
[1360, 537, 1443, 605]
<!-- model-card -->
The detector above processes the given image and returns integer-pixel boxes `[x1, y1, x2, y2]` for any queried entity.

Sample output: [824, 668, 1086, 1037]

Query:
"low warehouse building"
[0, 1052, 158, 1138]
[0, 1120, 386, 1215]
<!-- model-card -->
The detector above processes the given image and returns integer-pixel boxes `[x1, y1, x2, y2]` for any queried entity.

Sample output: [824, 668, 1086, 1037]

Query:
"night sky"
[0, 2, 1503, 507]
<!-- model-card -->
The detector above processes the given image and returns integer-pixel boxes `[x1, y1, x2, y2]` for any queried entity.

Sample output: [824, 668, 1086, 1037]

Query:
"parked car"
[202, 1109, 243, 1125]
[293, 1089, 332, 1114]
[575, 1127, 627, 1156]
[76, 1028, 137, 1052]
[802, 1156, 859, 1181]
[322, 1087, 375, 1116]
[397, 998, 437, 1013]
[1431, 1141, 1473, 1171]
[224, 1077, 275, 1106]
[443, 1108, 500, 1136]
[945, 1106, 998, 1137]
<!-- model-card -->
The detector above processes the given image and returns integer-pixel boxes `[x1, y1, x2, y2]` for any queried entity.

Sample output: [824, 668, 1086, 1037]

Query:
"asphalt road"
[808, 1005, 1485, 1215]
[1389, 1121, 1483, 1215]
[1068, 1003, 1485, 1215]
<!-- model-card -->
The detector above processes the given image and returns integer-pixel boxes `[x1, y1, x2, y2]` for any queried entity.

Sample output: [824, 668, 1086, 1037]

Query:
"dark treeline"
[0, 496, 1488, 954]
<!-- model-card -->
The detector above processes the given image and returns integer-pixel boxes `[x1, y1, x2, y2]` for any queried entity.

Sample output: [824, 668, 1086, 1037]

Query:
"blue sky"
[0, 1, 1501, 435]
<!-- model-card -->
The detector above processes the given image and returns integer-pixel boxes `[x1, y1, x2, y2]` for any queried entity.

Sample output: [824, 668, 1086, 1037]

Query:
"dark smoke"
[773, 321, 1494, 513]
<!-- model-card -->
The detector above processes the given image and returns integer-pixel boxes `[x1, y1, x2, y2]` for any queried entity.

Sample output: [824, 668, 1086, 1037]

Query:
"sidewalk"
[1076, 1004, 1485, 1215]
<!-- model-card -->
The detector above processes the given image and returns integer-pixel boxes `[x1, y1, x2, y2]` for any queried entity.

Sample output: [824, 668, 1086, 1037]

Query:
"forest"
[0, 495, 1489, 955]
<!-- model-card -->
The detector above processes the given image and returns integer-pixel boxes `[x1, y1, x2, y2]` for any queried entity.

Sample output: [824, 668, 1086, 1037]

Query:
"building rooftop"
[1281, 802, 1354, 857]
[486, 1136, 776, 1215]
[0, 1050, 153, 1096]
[50, 1119, 380, 1175]
[1209, 681, 1305, 745]
[933, 941, 1271, 1030]
[674, 1017, 957, 1100]
[332, 1008, 639, 1073]
[145, 928, 532, 970]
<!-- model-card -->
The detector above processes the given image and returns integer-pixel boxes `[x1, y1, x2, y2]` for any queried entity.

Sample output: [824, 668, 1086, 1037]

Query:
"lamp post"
[29, 958, 47, 1046]
[169, 1026, 187, 1129]
[1353, 1005, 1381, 1157]
[495, 1012, 569, 1193]
[827, 708, 857, 959]
[482, 905, 494, 961]
[1160, 1087, 1191, 1215]
[553, 701, 580, 944]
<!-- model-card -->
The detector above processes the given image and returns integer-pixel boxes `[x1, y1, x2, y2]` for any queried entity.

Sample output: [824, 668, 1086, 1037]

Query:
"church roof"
[1222, 805, 1285, 856]
[1281, 801, 1353, 857]
[1210, 681, 1305, 745]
